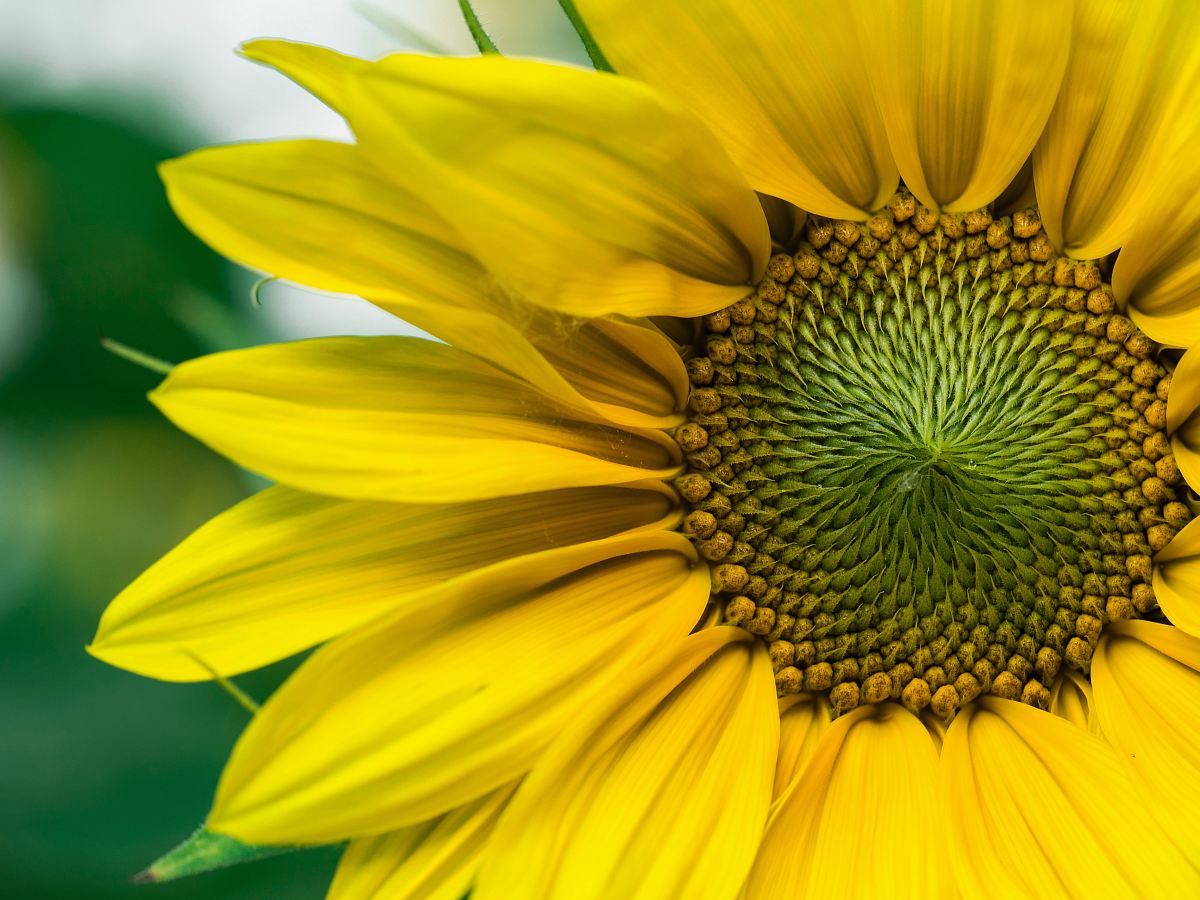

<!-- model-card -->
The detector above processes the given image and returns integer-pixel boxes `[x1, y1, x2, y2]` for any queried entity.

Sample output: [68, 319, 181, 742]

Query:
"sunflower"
[90, 1, 1200, 897]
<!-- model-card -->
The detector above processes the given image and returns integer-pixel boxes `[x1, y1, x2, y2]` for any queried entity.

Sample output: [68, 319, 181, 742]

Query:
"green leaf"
[133, 826, 297, 883]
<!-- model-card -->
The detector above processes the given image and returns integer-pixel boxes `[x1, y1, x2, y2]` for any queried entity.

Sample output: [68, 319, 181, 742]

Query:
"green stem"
[185, 651, 261, 714]
[556, 0, 614, 72]
[100, 337, 174, 376]
[456, 0, 499, 54]
[209, 673, 262, 715]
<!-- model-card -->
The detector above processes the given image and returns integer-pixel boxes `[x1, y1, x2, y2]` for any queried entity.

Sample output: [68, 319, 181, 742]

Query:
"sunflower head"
[675, 192, 1190, 720]
[89, 2, 1200, 898]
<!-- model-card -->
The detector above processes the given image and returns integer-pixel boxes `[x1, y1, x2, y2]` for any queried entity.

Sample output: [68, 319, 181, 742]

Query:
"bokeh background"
[0, 3, 583, 896]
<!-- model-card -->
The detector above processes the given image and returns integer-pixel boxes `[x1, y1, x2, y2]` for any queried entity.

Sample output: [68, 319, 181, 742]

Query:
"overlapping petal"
[521, 313, 689, 427]
[1048, 670, 1102, 736]
[150, 336, 678, 503]
[943, 696, 1196, 896]
[575, 0, 896, 220]
[856, 0, 1071, 213]
[160, 138, 688, 430]
[350, 53, 768, 317]
[88, 483, 677, 681]
[475, 628, 776, 900]
[758, 194, 807, 249]
[1149, 517, 1200, 638]
[1035, 0, 1200, 258]
[242, 39, 357, 111]
[1113, 156, 1200, 347]
[994, 157, 1037, 217]
[208, 532, 708, 843]
[327, 784, 515, 900]
[770, 693, 829, 801]
[742, 703, 943, 900]
[243, 40, 769, 319]
[160, 139, 483, 310]
[1093, 621, 1200, 866]
[1165, 346, 1200, 491]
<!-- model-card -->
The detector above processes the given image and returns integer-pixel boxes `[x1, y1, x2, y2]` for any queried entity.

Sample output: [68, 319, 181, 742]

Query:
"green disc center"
[675, 195, 1190, 718]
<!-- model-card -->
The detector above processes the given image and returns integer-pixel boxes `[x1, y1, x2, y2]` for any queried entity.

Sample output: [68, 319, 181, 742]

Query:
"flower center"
[675, 193, 1191, 718]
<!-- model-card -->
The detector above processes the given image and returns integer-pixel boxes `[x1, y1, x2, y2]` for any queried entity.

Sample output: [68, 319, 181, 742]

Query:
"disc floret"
[676, 193, 1191, 717]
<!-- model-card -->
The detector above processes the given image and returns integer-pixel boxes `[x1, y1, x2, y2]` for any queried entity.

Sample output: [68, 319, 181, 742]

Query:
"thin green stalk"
[209, 673, 262, 715]
[100, 337, 174, 375]
[185, 651, 261, 715]
[556, 0, 614, 72]
[457, 0, 499, 54]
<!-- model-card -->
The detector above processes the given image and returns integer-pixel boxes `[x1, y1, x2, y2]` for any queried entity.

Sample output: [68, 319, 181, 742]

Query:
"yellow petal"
[1035, 0, 1200, 258]
[1127, 306, 1200, 351]
[1113, 157, 1200, 347]
[575, 0, 896, 220]
[396, 303, 687, 431]
[1168, 349, 1200, 492]
[742, 703, 944, 900]
[771, 693, 829, 801]
[531, 316, 689, 427]
[474, 628, 776, 900]
[208, 532, 708, 843]
[223, 45, 704, 422]
[1149, 516, 1200, 638]
[1048, 669, 1103, 736]
[858, 0, 1071, 213]
[385, 301, 689, 432]
[341, 51, 768, 318]
[1093, 621, 1200, 866]
[160, 140, 484, 309]
[921, 711, 950, 753]
[994, 156, 1037, 217]
[244, 40, 768, 318]
[1171, 437, 1200, 505]
[240, 39, 358, 112]
[150, 336, 678, 503]
[1165, 345, 1200, 435]
[758, 194, 807, 249]
[328, 784, 515, 900]
[944, 696, 1196, 897]
[161, 139, 683, 430]
[88, 483, 677, 681]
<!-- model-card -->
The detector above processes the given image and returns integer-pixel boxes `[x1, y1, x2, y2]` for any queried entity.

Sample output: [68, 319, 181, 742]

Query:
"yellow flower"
[90, 2, 1200, 897]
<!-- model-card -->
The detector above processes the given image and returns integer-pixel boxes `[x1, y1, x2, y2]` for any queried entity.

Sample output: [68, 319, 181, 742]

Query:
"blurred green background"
[0, 2, 582, 897]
